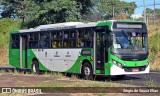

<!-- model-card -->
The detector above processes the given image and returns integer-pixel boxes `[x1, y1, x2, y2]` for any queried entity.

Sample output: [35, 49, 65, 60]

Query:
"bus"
[9, 20, 149, 80]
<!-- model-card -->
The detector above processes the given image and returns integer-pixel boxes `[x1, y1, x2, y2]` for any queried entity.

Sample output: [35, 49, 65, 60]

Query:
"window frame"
[11, 34, 20, 49]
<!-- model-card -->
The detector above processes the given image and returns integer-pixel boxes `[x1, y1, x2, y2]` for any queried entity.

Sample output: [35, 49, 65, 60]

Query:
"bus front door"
[96, 31, 105, 74]
[20, 35, 28, 69]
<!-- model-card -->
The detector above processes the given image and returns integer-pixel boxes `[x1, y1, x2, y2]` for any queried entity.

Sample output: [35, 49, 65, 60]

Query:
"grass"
[0, 48, 8, 66]
[143, 77, 160, 87]
[37, 74, 128, 87]
[0, 93, 26, 96]
[148, 26, 160, 71]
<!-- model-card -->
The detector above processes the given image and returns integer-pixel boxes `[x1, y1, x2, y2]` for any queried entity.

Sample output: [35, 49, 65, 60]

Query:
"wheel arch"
[81, 59, 93, 73]
[32, 58, 38, 63]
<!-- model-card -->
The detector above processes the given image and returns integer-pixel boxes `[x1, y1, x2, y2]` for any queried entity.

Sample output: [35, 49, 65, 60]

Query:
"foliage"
[95, 0, 137, 19]
[0, 0, 137, 27]
[1, 0, 36, 23]
[146, 8, 160, 16]
[1, 0, 95, 28]
[0, 18, 20, 48]
[25, 0, 82, 28]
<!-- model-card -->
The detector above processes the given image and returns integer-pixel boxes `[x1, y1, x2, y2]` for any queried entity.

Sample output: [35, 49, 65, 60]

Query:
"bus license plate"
[132, 68, 139, 72]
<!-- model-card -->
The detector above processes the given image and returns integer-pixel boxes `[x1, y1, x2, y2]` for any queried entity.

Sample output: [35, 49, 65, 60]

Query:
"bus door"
[95, 28, 106, 74]
[20, 35, 28, 68]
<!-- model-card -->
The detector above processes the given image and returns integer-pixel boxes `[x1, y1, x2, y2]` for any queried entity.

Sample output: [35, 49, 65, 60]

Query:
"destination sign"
[117, 23, 143, 29]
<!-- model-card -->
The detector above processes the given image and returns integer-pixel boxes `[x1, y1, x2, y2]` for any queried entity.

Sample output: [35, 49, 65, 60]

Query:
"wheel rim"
[33, 64, 36, 73]
[84, 66, 90, 76]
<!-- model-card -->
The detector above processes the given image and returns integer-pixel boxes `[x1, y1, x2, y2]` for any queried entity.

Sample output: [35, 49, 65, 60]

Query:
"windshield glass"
[112, 31, 148, 54]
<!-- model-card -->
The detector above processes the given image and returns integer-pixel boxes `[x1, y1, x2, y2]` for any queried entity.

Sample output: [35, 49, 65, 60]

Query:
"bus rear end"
[9, 31, 21, 68]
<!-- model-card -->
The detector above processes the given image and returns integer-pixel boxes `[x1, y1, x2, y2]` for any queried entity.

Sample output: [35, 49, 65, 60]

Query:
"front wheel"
[81, 62, 93, 80]
[31, 60, 40, 74]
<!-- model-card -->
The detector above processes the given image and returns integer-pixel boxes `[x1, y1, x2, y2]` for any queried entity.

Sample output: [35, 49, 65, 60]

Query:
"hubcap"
[33, 64, 36, 72]
[84, 67, 90, 76]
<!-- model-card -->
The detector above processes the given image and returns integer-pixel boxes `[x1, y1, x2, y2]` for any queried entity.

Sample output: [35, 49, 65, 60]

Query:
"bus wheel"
[31, 60, 39, 74]
[81, 62, 93, 80]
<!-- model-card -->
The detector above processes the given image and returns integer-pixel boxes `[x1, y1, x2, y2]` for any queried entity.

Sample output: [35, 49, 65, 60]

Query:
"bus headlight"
[112, 60, 122, 68]
[117, 63, 122, 68]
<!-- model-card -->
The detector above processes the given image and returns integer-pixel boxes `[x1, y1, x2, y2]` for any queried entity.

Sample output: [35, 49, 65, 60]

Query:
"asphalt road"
[95, 72, 160, 87]
[122, 72, 160, 86]
[0, 66, 160, 87]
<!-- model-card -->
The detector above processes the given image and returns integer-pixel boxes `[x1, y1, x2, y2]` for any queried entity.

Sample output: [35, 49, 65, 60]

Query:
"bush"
[0, 18, 21, 48]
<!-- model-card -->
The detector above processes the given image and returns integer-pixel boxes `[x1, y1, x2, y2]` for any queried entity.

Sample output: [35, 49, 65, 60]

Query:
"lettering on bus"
[40, 26, 76, 31]
[65, 51, 71, 57]
[54, 51, 60, 57]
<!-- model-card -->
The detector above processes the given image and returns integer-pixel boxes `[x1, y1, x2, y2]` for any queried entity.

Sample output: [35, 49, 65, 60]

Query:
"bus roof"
[16, 20, 143, 33]
[19, 22, 97, 33]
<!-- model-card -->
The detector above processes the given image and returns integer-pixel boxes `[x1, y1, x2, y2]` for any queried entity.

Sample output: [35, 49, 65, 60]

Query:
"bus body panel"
[9, 31, 21, 68]
[26, 48, 94, 73]
[110, 64, 149, 75]
[9, 49, 20, 68]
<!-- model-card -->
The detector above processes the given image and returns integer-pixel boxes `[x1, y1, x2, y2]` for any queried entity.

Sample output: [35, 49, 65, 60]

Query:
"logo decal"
[65, 51, 71, 57]
[54, 51, 60, 57]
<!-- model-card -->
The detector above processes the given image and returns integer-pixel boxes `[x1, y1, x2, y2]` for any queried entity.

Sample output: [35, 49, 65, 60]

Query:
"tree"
[24, 0, 84, 28]
[1, 0, 36, 24]
[1, 0, 94, 28]
[95, 0, 137, 20]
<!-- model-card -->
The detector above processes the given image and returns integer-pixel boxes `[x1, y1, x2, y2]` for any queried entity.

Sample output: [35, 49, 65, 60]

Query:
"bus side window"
[39, 32, 50, 48]
[11, 34, 20, 49]
[29, 33, 39, 48]
[51, 31, 62, 48]
[69, 30, 76, 48]
[77, 29, 84, 47]
[84, 29, 93, 47]
[52, 41, 56, 48]
[63, 31, 69, 48]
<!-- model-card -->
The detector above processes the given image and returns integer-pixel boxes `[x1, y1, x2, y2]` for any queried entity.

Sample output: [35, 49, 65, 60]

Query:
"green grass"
[148, 31, 160, 71]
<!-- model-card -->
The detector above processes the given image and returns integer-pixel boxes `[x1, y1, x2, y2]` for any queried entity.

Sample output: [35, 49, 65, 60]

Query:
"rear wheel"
[31, 60, 39, 74]
[81, 62, 93, 80]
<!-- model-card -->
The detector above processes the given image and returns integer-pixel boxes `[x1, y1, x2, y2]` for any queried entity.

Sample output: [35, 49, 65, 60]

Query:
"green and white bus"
[9, 20, 149, 79]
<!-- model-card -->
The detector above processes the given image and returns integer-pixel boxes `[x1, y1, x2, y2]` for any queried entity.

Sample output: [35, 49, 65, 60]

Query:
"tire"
[81, 62, 93, 80]
[31, 60, 40, 74]
[115, 75, 125, 79]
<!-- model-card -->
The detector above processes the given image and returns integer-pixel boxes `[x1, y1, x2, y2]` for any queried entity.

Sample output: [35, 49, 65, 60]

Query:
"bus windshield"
[112, 31, 148, 54]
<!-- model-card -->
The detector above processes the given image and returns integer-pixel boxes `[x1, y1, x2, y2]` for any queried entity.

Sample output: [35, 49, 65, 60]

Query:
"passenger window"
[63, 31, 69, 48]
[39, 32, 50, 48]
[29, 33, 39, 48]
[11, 34, 20, 49]
[64, 31, 69, 39]
[77, 29, 85, 47]
[84, 29, 93, 47]
[51, 31, 62, 48]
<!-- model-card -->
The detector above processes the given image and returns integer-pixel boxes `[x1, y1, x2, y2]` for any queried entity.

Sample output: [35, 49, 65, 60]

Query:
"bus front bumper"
[110, 64, 150, 75]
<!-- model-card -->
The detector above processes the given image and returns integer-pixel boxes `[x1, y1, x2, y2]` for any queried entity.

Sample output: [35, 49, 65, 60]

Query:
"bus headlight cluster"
[112, 60, 123, 68]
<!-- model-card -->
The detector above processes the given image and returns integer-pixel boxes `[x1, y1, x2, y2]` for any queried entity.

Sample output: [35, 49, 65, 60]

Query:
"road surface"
[0, 66, 159, 87]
